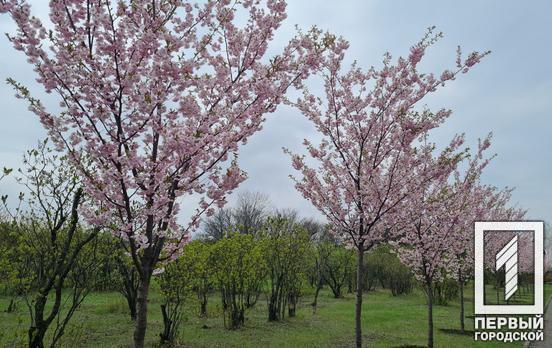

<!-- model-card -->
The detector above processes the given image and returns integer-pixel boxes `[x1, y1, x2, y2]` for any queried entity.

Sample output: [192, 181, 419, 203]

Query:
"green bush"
[388, 265, 414, 296]
[364, 245, 413, 296]
[433, 278, 459, 305]
[157, 256, 191, 345]
[210, 233, 266, 329]
[321, 243, 355, 298]
[262, 216, 309, 320]
[177, 240, 214, 317]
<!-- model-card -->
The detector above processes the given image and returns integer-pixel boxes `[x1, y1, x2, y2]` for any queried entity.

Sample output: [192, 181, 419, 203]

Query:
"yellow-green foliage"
[262, 216, 310, 321]
[166, 240, 214, 317]
[179, 240, 214, 295]
[320, 242, 355, 298]
[210, 233, 267, 329]
[158, 258, 192, 304]
[0, 221, 32, 297]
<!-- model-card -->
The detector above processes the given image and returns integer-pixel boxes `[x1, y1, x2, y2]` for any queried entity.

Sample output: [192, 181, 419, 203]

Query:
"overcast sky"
[0, 1, 550, 227]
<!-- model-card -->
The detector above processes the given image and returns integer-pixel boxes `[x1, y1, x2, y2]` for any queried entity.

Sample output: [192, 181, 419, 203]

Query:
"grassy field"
[1, 283, 549, 347]
[484, 283, 536, 305]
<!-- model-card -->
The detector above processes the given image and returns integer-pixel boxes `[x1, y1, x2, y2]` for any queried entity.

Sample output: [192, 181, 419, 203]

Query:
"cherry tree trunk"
[133, 267, 152, 348]
[127, 295, 137, 321]
[427, 284, 434, 348]
[355, 248, 364, 348]
[459, 278, 465, 334]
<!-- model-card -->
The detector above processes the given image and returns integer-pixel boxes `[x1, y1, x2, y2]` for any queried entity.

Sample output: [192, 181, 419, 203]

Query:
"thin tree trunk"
[200, 292, 207, 317]
[288, 295, 297, 317]
[6, 297, 17, 313]
[160, 304, 169, 343]
[355, 247, 364, 348]
[427, 283, 434, 348]
[28, 327, 46, 348]
[128, 296, 137, 321]
[133, 270, 151, 348]
[459, 278, 465, 334]
[268, 292, 278, 321]
[117, 258, 138, 321]
[28, 295, 47, 348]
[312, 278, 323, 313]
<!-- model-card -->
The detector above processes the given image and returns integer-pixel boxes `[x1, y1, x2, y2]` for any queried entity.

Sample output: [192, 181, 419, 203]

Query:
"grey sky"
[0, 1, 550, 227]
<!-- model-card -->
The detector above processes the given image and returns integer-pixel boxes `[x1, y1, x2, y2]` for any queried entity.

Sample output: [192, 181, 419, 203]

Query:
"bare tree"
[201, 191, 271, 240]
[202, 208, 233, 241]
[301, 218, 327, 240]
[234, 192, 271, 235]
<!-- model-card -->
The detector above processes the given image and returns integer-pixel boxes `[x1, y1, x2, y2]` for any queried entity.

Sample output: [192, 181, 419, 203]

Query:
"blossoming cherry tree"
[0, 0, 346, 345]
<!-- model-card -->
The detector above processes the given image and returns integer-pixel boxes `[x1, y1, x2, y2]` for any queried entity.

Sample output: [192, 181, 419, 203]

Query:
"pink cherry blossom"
[1, 1, 347, 346]
[285, 27, 489, 348]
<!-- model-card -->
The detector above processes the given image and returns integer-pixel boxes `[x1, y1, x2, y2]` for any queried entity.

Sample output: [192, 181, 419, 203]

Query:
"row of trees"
[0, 1, 350, 345]
[159, 217, 311, 336]
[281, 27, 536, 348]
[0, 145, 537, 347]
[0, 1, 539, 348]
[1, 152, 413, 346]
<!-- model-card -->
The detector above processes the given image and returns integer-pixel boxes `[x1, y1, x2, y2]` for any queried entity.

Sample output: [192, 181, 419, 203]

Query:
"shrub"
[433, 278, 459, 305]
[210, 233, 266, 329]
[262, 215, 309, 321]
[364, 245, 413, 296]
[178, 240, 214, 317]
[321, 243, 355, 298]
[157, 258, 190, 345]
[388, 266, 414, 296]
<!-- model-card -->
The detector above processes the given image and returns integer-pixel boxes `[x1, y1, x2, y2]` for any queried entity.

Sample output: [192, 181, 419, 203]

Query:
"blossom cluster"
[1, 0, 346, 259]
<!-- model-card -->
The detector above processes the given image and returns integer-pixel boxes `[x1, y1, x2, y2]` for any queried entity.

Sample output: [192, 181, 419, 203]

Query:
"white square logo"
[474, 221, 544, 315]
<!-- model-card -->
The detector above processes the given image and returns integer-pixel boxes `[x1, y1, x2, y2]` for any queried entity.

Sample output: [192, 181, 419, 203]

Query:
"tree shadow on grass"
[439, 328, 475, 336]
[332, 333, 382, 347]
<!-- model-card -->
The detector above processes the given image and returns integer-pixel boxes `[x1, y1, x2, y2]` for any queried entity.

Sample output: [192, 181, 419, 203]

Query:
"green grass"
[484, 284, 535, 305]
[1, 283, 550, 347]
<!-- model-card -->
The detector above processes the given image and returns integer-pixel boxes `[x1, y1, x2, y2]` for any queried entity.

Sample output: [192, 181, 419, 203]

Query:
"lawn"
[1, 283, 550, 347]
[484, 283, 536, 305]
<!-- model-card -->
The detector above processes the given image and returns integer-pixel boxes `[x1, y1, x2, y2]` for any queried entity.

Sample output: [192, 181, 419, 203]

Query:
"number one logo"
[495, 235, 518, 301]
